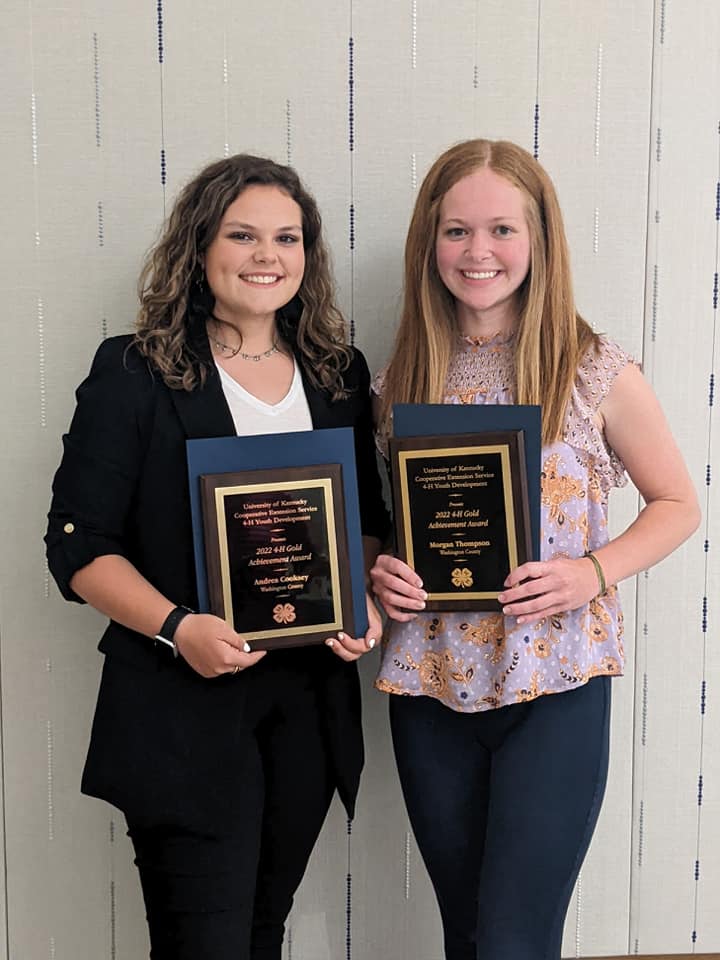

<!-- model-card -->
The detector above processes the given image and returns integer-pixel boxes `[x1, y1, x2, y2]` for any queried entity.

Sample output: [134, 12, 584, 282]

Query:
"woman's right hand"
[174, 613, 266, 678]
[369, 553, 428, 622]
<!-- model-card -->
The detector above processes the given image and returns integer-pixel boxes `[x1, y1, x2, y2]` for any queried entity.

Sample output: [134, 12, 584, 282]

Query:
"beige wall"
[1, 0, 719, 956]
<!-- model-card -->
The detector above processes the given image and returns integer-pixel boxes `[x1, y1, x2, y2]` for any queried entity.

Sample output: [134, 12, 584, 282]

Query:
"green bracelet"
[585, 551, 607, 597]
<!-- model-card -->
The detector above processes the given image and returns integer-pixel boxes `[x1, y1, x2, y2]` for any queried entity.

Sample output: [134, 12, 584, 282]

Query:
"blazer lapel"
[294, 346, 338, 430]
[169, 322, 236, 439]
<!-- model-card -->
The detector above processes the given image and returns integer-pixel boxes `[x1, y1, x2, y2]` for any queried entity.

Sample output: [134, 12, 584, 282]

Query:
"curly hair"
[135, 154, 351, 397]
[379, 139, 598, 444]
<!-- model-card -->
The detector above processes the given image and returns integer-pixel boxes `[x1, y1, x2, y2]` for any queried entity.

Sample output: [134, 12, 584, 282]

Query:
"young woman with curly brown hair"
[46, 154, 388, 960]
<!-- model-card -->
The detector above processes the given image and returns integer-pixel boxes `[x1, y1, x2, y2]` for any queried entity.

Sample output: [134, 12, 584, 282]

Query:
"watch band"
[154, 605, 194, 657]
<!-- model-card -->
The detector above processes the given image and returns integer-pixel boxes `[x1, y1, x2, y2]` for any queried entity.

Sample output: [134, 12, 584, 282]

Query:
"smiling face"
[203, 184, 305, 326]
[435, 166, 531, 336]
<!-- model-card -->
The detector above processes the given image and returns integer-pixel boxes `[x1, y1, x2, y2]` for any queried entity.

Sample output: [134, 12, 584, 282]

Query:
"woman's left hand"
[498, 556, 600, 625]
[325, 592, 382, 662]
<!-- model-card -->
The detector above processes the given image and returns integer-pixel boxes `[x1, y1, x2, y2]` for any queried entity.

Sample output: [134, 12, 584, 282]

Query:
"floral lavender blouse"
[373, 333, 634, 712]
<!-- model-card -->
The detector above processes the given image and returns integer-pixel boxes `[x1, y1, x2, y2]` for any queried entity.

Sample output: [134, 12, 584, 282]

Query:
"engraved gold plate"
[200, 465, 351, 649]
[389, 432, 532, 611]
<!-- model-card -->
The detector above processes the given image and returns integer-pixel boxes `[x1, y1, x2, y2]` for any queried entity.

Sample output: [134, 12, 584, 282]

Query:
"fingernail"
[417, 579, 424, 588]
[421, 591, 428, 601]
[367, 637, 376, 649]
[498, 593, 506, 602]
[325, 638, 335, 648]
[502, 607, 510, 615]
[337, 632, 345, 641]
[243, 642, 251, 653]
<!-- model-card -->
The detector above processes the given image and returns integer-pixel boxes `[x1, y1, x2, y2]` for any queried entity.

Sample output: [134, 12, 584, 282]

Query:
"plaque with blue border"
[391, 404, 541, 611]
[187, 428, 367, 649]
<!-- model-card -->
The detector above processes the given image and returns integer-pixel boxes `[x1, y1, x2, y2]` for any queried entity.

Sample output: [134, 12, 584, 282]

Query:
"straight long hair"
[379, 139, 598, 443]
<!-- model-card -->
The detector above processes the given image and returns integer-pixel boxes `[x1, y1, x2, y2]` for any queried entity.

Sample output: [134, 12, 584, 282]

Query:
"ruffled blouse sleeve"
[562, 336, 638, 492]
[370, 367, 390, 458]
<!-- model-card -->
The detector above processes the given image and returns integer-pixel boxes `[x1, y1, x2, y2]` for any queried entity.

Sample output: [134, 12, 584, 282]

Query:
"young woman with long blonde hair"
[371, 139, 699, 959]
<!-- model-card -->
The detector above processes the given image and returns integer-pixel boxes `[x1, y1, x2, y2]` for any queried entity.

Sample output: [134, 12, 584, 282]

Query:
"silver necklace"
[208, 326, 280, 361]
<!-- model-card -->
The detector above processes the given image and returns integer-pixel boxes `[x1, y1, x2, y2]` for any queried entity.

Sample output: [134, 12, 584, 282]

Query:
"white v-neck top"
[216, 358, 313, 437]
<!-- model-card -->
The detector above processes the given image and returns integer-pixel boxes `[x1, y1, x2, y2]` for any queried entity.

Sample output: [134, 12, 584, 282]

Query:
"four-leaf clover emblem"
[273, 602, 297, 625]
[451, 567, 474, 589]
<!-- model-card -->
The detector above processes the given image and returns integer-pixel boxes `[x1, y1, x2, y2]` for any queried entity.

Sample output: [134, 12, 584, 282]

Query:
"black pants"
[126, 656, 335, 960]
[390, 677, 611, 960]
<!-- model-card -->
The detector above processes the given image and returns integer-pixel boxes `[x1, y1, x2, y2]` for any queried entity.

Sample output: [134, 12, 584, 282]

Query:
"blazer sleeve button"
[63, 523, 75, 534]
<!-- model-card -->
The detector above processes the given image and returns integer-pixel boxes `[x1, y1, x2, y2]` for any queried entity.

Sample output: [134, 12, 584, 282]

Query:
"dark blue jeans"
[390, 677, 611, 960]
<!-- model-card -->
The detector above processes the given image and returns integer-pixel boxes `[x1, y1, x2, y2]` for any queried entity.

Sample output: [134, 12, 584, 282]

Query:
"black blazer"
[46, 326, 389, 828]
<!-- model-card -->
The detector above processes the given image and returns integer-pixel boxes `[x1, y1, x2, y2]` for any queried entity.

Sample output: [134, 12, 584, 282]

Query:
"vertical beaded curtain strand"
[347, 0, 356, 346]
[533, 0, 542, 159]
[573, 37, 606, 953]
[345, 8, 356, 948]
[28, 5, 54, 955]
[692, 117, 720, 951]
[157, 0, 166, 206]
[28, 0, 45, 431]
[93, 29, 111, 953]
[346, 817, 353, 960]
[222, 0, 231, 162]
[472, 0, 479, 99]
[31, 0, 51, 604]
[404, 0, 418, 911]
[410, 0, 417, 191]
[92, 33, 108, 342]
[109, 820, 117, 960]
[222, 32, 230, 159]
[286, 99, 292, 167]
[632, 1, 666, 946]
[593, 44, 603, 256]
